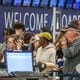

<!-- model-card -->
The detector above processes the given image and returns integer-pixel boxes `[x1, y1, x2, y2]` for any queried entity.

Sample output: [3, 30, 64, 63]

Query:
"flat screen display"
[50, 0, 58, 7]
[23, 0, 31, 6]
[32, 0, 40, 7]
[58, 0, 66, 8]
[75, 0, 80, 2]
[66, 0, 74, 8]
[3, 0, 12, 5]
[13, 0, 22, 5]
[73, 2, 80, 9]
[0, 0, 2, 4]
[40, 0, 49, 7]
[5, 51, 33, 73]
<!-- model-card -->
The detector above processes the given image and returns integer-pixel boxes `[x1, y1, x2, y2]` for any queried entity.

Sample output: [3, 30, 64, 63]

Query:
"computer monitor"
[23, 0, 31, 6]
[73, 2, 80, 9]
[13, 0, 22, 5]
[66, 0, 74, 8]
[0, 0, 3, 4]
[49, 0, 58, 7]
[58, 0, 66, 8]
[73, 0, 80, 9]
[4, 50, 33, 74]
[75, 0, 80, 2]
[32, 0, 40, 7]
[3, 0, 12, 5]
[40, 0, 49, 7]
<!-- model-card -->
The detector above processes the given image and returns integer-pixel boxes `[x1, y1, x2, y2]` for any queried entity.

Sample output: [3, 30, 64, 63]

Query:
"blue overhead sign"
[0, 5, 80, 42]
[0, 5, 53, 42]
[56, 8, 80, 31]
[61, 9, 80, 28]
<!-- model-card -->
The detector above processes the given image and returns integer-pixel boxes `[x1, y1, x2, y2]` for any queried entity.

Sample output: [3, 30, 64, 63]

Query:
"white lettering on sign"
[61, 14, 80, 28]
[4, 12, 48, 31]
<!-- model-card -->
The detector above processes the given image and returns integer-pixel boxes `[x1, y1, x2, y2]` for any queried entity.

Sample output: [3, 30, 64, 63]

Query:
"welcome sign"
[0, 5, 53, 42]
[0, 5, 80, 42]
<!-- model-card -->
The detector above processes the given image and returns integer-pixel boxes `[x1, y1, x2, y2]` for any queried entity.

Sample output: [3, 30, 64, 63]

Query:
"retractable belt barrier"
[59, 73, 80, 77]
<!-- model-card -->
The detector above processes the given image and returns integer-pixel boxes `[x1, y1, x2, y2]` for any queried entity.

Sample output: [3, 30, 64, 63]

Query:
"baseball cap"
[61, 27, 80, 33]
[37, 32, 52, 41]
[61, 28, 68, 32]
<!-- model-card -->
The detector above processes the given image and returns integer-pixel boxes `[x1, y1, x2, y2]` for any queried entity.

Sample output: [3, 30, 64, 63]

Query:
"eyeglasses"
[7, 41, 14, 44]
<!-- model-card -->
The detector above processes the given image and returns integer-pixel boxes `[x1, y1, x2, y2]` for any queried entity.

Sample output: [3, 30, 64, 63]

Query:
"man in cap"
[60, 27, 80, 80]
[35, 32, 56, 73]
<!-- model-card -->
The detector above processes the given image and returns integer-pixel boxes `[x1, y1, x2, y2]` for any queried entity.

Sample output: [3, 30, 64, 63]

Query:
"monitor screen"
[5, 51, 33, 73]
[32, 0, 40, 7]
[0, 0, 2, 4]
[23, 0, 31, 6]
[75, 0, 80, 2]
[58, 0, 66, 8]
[50, 0, 58, 7]
[13, 0, 22, 5]
[66, 0, 74, 8]
[73, 0, 80, 9]
[3, 0, 12, 5]
[40, 0, 49, 7]
[73, 2, 80, 9]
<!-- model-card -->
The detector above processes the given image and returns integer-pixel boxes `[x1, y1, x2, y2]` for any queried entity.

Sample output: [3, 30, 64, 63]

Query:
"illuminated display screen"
[40, 0, 49, 7]
[50, 0, 58, 7]
[13, 0, 22, 5]
[0, 0, 2, 4]
[32, 0, 40, 7]
[75, 0, 80, 2]
[73, 0, 80, 9]
[73, 2, 80, 9]
[23, 0, 31, 6]
[66, 0, 74, 8]
[58, 0, 66, 8]
[5, 51, 33, 73]
[3, 0, 12, 5]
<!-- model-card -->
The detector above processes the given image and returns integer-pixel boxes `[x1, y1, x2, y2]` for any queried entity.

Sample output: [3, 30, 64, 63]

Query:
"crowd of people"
[0, 20, 80, 80]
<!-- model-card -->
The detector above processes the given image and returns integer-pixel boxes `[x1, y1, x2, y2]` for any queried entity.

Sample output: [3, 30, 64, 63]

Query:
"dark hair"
[41, 27, 52, 35]
[13, 22, 25, 31]
[3, 28, 15, 36]
[68, 20, 79, 29]
[24, 32, 34, 44]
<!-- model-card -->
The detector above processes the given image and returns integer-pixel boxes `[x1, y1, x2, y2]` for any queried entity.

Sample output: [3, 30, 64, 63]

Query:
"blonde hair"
[55, 31, 66, 49]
